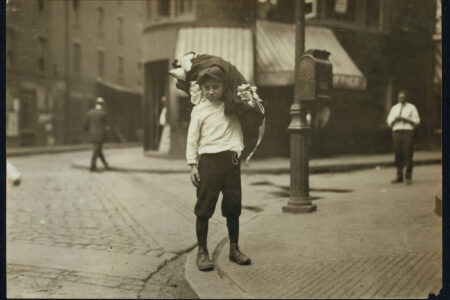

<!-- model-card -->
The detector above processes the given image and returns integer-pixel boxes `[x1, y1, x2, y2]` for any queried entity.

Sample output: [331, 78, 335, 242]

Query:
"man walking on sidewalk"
[387, 90, 420, 184]
[84, 97, 110, 172]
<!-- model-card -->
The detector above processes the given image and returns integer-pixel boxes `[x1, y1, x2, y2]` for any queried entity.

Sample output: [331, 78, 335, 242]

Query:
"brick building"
[141, 0, 439, 158]
[6, 0, 144, 147]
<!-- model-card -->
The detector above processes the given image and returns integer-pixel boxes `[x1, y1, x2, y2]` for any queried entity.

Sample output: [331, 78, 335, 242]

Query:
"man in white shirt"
[386, 90, 420, 184]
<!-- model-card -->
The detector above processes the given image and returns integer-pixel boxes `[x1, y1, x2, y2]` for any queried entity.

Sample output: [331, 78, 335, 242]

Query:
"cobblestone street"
[7, 151, 199, 298]
[6, 149, 442, 298]
[6, 150, 271, 298]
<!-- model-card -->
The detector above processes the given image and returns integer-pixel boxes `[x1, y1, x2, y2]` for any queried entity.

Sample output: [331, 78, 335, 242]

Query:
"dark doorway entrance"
[19, 89, 37, 146]
[144, 60, 168, 151]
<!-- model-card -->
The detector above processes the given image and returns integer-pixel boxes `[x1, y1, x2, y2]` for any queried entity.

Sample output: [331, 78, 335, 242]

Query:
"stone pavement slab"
[7, 263, 143, 299]
[6, 151, 221, 298]
[185, 165, 442, 299]
[8, 241, 175, 280]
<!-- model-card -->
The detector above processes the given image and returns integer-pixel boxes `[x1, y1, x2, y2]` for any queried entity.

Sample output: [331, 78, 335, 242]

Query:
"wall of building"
[6, 0, 59, 147]
[255, 0, 438, 156]
[6, 0, 144, 146]
[140, 0, 438, 157]
[142, 0, 256, 156]
[195, 0, 255, 27]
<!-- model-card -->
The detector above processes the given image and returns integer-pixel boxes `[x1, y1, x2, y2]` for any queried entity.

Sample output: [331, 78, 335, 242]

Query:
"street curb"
[182, 216, 260, 299]
[70, 158, 442, 175]
[71, 164, 190, 174]
[178, 277, 200, 299]
[6, 143, 141, 157]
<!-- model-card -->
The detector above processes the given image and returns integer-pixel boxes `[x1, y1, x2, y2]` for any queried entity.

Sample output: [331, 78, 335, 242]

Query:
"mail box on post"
[297, 49, 333, 102]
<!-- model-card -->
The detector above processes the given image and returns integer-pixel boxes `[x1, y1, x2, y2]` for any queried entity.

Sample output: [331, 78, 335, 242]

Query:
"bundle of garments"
[169, 52, 265, 162]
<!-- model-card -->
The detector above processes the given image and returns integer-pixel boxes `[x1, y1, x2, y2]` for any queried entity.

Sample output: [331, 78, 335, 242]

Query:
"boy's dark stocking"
[227, 216, 251, 265]
[196, 217, 209, 248]
[196, 217, 214, 271]
[226, 216, 239, 243]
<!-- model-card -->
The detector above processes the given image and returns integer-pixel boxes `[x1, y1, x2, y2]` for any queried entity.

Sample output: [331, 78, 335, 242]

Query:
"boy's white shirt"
[186, 97, 244, 165]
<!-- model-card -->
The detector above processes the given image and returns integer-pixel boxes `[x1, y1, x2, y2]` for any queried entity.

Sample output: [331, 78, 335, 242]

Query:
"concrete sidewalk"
[6, 142, 141, 157]
[185, 165, 442, 299]
[70, 147, 442, 174]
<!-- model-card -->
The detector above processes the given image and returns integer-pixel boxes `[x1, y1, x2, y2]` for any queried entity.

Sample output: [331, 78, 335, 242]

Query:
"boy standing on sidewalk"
[186, 66, 252, 271]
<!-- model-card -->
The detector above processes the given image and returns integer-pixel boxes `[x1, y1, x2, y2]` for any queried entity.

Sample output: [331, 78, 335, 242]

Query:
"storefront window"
[147, 0, 194, 22]
[332, 0, 356, 22]
[366, 0, 381, 28]
[158, 0, 170, 16]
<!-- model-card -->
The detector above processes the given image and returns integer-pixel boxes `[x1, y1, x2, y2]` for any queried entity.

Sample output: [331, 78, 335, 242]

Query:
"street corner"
[183, 244, 248, 299]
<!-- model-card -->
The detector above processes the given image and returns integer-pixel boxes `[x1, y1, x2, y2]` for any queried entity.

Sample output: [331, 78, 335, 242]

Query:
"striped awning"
[175, 27, 254, 83]
[256, 20, 367, 90]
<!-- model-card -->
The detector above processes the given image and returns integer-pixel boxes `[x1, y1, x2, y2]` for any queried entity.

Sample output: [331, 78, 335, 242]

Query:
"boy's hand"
[190, 164, 200, 187]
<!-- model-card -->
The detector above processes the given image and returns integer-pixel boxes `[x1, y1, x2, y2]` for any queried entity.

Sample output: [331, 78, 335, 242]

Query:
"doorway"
[144, 60, 169, 151]
[19, 89, 37, 146]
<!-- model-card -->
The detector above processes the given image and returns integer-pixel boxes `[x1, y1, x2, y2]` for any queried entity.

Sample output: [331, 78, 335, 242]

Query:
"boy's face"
[201, 78, 224, 102]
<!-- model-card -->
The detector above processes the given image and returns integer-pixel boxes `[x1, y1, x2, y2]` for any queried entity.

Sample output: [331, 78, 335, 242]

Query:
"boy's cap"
[197, 66, 224, 85]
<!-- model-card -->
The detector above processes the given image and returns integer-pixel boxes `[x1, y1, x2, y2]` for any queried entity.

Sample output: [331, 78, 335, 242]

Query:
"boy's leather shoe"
[405, 178, 412, 185]
[391, 178, 403, 183]
[197, 247, 214, 271]
[229, 243, 251, 265]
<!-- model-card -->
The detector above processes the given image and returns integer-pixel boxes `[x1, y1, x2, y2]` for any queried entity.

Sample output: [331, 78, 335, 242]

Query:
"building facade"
[255, 0, 438, 156]
[6, 0, 144, 147]
[141, 0, 439, 158]
[142, 0, 255, 156]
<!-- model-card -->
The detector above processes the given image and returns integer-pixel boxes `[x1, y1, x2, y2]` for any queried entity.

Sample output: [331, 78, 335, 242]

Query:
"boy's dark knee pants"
[195, 151, 242, 219]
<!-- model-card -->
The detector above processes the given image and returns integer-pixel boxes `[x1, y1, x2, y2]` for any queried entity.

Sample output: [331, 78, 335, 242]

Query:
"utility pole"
[282, 0, 316, 214]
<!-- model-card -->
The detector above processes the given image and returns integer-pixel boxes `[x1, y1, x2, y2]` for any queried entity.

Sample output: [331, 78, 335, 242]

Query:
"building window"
[6, 28, 15, 67]
[72, 0, 79, 11]
[118, 56, 124, 83]
[158, 0, 170, 16]
[38, 0, 44, 11]
[73, 42, 81, 74]
[366, 0, 381, 28]
[73, 0, 80, 27]
[38, 37, 46, 72]
[305, 0, 317, 19]
[97, 7, 104, 37]
[146, 1, 152, 21]
[332, 0, 356, 22]
[118, 17, 124, 44]
[176, 0, 193, 15]
[38, 58, 45, 72]
[137, 62, 142, 86]
[7, 51, 14, 66]
[320, 0, 356, 22]
[98, 50, 105, 78]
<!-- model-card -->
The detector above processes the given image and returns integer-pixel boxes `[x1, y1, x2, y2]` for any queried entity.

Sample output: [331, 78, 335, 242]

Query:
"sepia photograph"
[5, 0, 443, 298]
